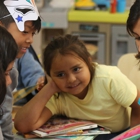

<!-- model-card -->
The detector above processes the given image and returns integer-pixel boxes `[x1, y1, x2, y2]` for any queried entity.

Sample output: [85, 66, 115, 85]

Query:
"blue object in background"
[93, 0, 110, 8]
[117, 0, 126, 13]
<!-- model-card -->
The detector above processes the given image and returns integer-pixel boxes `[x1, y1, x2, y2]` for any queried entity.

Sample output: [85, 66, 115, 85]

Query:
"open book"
[16, 132, 95, 140]
[111, 124, 140, 140]
[32, 115, 98, 137]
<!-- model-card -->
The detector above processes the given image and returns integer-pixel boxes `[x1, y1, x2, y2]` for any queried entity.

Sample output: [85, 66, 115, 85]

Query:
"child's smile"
[50, 52, 91, 99]
[7, 21, 36, 58]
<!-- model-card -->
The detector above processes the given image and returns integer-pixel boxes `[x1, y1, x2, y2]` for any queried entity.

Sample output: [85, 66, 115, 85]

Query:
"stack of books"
[22, 115, 111, 140]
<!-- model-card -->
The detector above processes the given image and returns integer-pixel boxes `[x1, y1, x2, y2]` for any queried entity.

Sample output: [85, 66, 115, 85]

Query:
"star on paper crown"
[4, 0, 40, 31]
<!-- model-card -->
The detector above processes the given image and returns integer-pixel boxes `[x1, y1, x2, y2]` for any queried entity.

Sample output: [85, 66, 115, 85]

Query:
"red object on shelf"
[110, 0, 117, 13]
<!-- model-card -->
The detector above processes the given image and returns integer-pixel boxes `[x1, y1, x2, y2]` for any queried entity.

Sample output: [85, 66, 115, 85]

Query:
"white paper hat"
[4, 0, 40, 31]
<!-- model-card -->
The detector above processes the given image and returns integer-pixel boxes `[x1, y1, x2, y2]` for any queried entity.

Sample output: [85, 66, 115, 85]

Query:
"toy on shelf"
[110, 0, 117, 13]
[75, 0, 96, 10]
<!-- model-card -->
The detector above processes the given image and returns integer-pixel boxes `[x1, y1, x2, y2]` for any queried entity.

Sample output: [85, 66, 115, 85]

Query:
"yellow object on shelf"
[75, 0, 96, 9]
[68, 8, 129, 24]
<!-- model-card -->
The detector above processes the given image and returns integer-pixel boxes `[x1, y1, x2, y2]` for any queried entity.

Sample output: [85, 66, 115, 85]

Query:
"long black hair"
[126, 0, 140, 60]
[0, 26, 18, 105]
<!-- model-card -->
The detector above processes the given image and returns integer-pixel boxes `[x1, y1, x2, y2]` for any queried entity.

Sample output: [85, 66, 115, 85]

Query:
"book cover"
[124, 134, 140, 140]
[111, 124, 140, 140]
[62, 127, 111, 136]
[33, 116, 98, 137]
[52, 135, 95, 140]
[22, 131, 95, 140]
[84, 127, 111, 135]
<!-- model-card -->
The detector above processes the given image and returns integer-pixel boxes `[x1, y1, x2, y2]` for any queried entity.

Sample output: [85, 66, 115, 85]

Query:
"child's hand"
[46, 75, 61, 94]
[36, 76, 45, 91]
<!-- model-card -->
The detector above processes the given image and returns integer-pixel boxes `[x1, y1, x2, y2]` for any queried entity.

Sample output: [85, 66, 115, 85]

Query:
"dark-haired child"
[0, 26, 18, 140]
[15, 34, 140, 140]
[127, 0, 140, 60]
[0, 0, 44, 139]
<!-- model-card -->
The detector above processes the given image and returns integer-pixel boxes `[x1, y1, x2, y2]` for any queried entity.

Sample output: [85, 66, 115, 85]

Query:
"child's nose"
[67, 74, 76, 83]
[26, 35, 33, 44]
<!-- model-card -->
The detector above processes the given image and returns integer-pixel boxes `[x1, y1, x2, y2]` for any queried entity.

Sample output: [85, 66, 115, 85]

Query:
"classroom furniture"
[32, 4, 136, 65]
[66, 8, 135, 65]
[111, 25, 136, 65]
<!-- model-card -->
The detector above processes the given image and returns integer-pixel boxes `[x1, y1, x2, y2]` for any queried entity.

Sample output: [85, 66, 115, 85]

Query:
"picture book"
[111, 124, 140, 140]
[15, 133, 95, 140]
[84, 127, 111, 135]
[32, 115, 98, 137]
[51, 135, 96, 140]
[63, 127, 111, 136]
[124, 134, 140, 140]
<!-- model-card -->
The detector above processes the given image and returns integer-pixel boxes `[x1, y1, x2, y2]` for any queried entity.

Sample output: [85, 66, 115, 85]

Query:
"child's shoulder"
[94, 63, 121, 77]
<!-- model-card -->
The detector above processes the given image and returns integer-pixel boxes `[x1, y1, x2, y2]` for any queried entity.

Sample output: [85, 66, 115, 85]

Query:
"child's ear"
[0, 21, 2, 26]
[0, 21, 4, 27]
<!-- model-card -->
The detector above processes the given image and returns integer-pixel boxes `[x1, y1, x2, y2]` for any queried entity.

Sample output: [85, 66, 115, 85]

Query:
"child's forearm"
[14, 83, 56, 133]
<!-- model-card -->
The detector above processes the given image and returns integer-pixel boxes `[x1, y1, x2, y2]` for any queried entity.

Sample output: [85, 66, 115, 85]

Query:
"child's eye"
[73, 67, 81, 72]
[135, 37, 140, 40]
[57, 73, 65, 77]
[32, 32, 35, 36]
[33, 31, 38, 36]
[23, 31, 28, 34]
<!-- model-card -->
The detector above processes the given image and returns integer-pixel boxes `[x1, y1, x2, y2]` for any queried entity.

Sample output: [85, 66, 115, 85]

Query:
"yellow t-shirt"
[46, 63, 137, 132]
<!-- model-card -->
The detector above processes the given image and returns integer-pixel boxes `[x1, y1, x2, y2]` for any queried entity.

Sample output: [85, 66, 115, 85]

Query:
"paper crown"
[4, 0, 40, 31]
